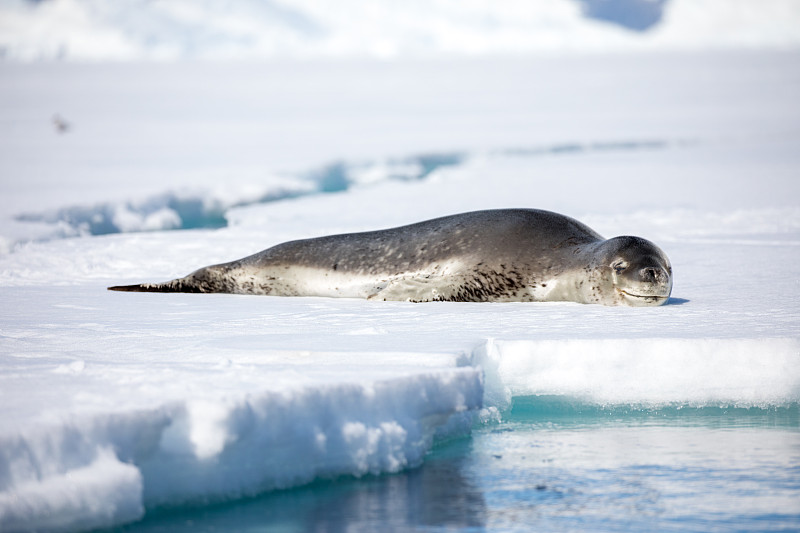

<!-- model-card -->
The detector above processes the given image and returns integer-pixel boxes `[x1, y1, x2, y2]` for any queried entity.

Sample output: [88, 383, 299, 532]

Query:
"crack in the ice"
[12, 140, 680, 242]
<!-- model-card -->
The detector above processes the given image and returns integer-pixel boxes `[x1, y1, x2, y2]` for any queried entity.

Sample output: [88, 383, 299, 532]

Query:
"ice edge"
[0, 367, 483, 533]
[2, 336, 799, 532]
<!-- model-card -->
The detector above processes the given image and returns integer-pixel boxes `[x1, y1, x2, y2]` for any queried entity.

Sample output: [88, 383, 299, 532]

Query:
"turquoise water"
[112, 399, 800, 532]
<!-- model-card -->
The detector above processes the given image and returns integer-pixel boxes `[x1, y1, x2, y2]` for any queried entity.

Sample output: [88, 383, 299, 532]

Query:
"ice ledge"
[474, 337, 800, 409]
[2, 336, 799, 532]
[0, 368, 483, 533]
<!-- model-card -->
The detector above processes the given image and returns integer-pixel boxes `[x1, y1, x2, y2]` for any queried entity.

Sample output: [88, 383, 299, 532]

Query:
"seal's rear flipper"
[108, 283, 171, 292]
[107, 284, 145, 292]
[107, 281, 193, 293]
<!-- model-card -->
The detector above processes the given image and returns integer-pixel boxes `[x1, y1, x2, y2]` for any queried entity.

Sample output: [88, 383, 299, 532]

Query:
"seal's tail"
[107, 284, 164, 292]
[107, 279, 199, 293]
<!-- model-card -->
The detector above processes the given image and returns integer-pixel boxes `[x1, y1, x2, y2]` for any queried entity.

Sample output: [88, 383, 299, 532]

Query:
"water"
[111, 399, 800, 532]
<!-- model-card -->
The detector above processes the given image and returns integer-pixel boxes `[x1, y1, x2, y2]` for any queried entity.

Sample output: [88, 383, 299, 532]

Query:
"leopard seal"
[108, 208, 673, 306]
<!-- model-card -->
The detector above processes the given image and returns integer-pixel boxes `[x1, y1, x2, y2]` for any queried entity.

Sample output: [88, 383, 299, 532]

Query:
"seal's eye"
[611, 260, 628, 273]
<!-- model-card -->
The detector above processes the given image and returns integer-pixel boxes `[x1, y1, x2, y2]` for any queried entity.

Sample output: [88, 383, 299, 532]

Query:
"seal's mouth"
[618, 289, 670, 302]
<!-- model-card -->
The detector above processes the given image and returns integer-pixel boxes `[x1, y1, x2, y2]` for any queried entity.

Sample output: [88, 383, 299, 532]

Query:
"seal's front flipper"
[367, 276, 448, 302]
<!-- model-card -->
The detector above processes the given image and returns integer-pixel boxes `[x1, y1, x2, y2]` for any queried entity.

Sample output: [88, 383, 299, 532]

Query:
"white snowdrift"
[0, 448, 143, 533]
[0, 355, 482, 532]
[477, 338, 800, 409]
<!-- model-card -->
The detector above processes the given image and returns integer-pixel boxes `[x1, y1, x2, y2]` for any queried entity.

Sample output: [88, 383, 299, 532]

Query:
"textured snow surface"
[1, 49, 799, 531]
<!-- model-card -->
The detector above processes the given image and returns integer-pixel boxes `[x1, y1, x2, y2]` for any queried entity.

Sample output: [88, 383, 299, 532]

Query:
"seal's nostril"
[641, 268, 658, 282]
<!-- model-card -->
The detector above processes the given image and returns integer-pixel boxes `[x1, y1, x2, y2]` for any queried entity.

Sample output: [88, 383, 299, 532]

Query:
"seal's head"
[595, 236, 673, 306]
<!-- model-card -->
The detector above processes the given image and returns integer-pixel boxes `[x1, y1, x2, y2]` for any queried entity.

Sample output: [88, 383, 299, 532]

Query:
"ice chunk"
[479, 338, 800, 408]
[0, 366, 483, 530]
[0, 447, 143, 533]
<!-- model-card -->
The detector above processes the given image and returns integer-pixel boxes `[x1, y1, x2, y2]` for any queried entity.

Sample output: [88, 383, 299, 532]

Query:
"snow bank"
[476, 338, 800, 409]
[1, 0, 799, 62]
[137, 370, 482, 504]
[3, 331, 796, 531]
[0, 448, 142, 533]
[0, 362, 482, 532]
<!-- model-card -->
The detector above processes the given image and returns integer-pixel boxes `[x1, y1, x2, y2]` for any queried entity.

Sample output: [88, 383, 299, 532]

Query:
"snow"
[0, 7, 799, 530]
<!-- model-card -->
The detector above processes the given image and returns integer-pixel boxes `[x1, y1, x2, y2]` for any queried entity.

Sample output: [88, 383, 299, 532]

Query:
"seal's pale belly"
[221, 261, 521, 301]
[190, 259, 587, 304]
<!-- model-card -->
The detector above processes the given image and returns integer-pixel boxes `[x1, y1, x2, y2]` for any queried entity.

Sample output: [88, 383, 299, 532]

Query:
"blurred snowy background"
[2, 0, 800, 61]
